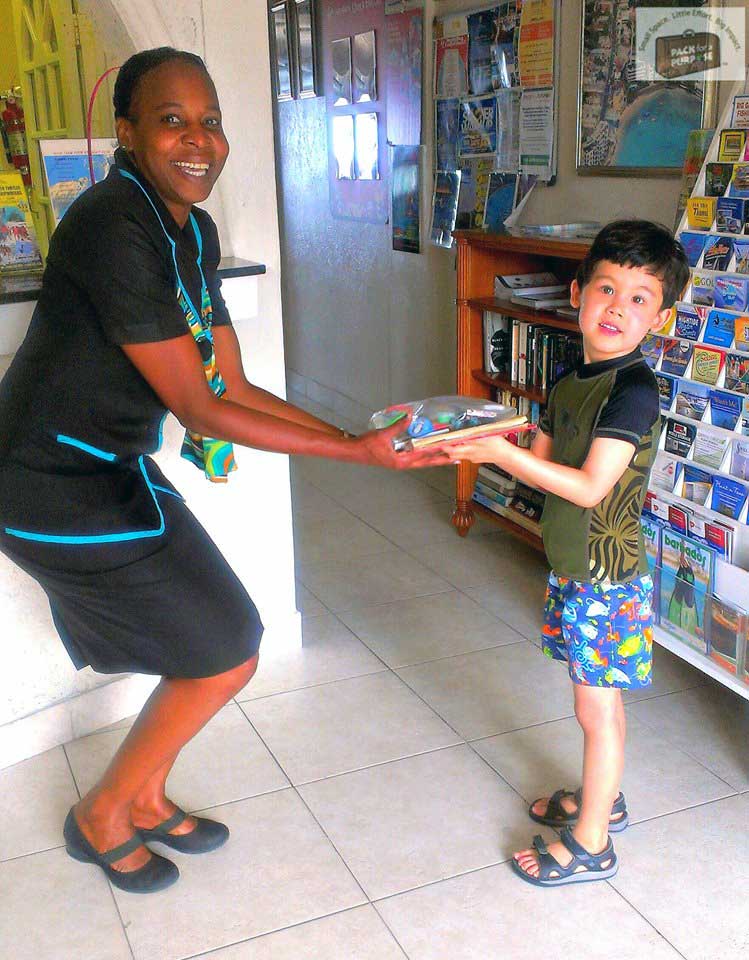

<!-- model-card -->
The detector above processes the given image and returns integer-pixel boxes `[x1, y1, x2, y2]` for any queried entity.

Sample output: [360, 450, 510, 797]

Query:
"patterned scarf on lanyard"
[178, 213, 237, 482]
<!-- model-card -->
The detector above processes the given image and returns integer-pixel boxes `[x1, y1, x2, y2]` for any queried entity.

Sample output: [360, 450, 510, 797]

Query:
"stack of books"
[472, 463, 545, 534]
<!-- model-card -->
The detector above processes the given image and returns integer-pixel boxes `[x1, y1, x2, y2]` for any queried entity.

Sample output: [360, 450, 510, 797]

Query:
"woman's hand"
[352, 417, 456, 470]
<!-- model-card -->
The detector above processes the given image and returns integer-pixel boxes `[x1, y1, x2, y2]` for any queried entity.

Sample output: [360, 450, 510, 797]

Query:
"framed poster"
[576, 0, 719, 176]
[270, 2, 293, 101]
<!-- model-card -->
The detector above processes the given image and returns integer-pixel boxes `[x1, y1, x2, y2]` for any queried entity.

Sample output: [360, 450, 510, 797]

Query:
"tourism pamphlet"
[734, 315, 749, 351]
[650, 451, 678, 492]
[703, 236, 734, 272]
[679, 232, 709, 267]
[691, 273, 715, 306]
[682, 464, 712, 504]
[660, 527, 714, 654]
[0, 171, 42, 273]
[729, 438, 749, 481]
[709, 596, 745, 675]
[724, 354, 749, 393]
[686, 196, 716, 231]
[702, 309, 736, 348]
[641, 334, 665, 369]
[674, 304, 702, 340]
[711, 474, 748, 519]
[691, 345, 724, 385]
[709, 390, 742, 430]
[674, 381, 709, 420]
[716, 197, 748, 235]
[736, 239, 749, 274]
[655, 372, 676, 411]
[714, 276, 749, 312]
[40, 138, 117, 226]
[692, 430, 729, 470]
[661, 339, 693, 376]
[705, 162, 734, 197]
[664, 418, 696, 457]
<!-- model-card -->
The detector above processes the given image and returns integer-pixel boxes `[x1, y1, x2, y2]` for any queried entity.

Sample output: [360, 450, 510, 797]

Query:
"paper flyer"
[434, 36, 469, 98]
[40, 138, 117, 226]
[0, 171, 43, 272]
[517, 0, 554, 89]
[458, 97, 498, 158]
[430, 169, 461, 248]
[391, 145, 420, 254]
[519, 88, 554, 179]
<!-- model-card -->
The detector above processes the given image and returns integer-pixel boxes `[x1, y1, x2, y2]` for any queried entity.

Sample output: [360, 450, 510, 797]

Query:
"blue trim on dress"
[4, 456, 167, 544]
[56, 434, 117, 461]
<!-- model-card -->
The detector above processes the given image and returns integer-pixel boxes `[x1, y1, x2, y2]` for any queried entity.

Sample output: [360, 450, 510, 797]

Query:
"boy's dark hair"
[114, 47, 209, 119]
[576, 219, 690, 310]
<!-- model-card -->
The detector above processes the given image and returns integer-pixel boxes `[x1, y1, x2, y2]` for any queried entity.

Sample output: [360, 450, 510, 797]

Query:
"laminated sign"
[655, 29, 720, 79]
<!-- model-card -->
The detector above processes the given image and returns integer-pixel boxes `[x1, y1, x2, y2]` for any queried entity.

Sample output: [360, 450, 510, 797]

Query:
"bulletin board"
[431, 0, 560, 244]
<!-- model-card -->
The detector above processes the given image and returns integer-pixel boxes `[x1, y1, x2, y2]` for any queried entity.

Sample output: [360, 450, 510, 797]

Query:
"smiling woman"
[0, 46, 453, 897]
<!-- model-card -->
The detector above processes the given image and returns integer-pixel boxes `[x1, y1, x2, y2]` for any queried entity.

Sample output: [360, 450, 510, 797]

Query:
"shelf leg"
[452, 500, 475, 537]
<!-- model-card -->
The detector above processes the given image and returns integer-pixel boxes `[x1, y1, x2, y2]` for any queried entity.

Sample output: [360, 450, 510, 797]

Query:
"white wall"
[0, 0, 295, 769]
[279, 0, 737, 417]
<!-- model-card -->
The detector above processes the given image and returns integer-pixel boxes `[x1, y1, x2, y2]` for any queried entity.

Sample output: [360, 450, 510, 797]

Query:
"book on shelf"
[482, 311, 511, 375]
[494, 271, 561, 297]
[510, 292, 570, 310]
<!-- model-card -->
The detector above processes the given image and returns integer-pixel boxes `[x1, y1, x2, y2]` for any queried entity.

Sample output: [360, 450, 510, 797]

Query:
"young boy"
[451, 220, 690, 886]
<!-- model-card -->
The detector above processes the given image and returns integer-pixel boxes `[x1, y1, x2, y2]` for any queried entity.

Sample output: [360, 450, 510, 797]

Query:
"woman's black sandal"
[63, 808, 179, 893]
[137, 807, 229, 853]
[529, 788, 629, 833]
[511, 827, 618, 887]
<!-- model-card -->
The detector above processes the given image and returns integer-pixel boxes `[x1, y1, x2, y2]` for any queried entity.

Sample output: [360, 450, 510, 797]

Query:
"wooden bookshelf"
[452, 230, 591, 542]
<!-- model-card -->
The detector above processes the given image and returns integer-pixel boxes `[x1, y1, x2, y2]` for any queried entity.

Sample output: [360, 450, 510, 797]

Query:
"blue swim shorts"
[541, 571, 654, 688]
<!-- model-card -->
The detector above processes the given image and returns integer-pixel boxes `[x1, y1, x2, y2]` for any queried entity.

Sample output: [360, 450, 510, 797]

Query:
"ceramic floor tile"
[622, 644, 707, 703]
[397, 643, 574, 740]
[409, 532, 546, 590]
[0, 746, 79, 861]
[240, 671, 460, 784]
[474, 713, 736, 826]
[293, 459, 442, 509]
[65, 703, 288, 811]
[299, 745, 541, 901]
[0, 847, 132, 960]
[294, 580, 328, 617]
[289, 477, 347, 519]
[112, 791, 365, 960]
[292, 512, 393, 565]
[376, 860, 682, 960]
[627, 680, 749, 790]
[193, 906, 406, 959]
[464, 572, 549, 642]
[610, 795, 749, 960]
[416, 465, 457, 497]
[337, 591, 523, 668]
[236, 612, 386, 701]
[344, 496, 496, 549]
[297, 548, 452, 613]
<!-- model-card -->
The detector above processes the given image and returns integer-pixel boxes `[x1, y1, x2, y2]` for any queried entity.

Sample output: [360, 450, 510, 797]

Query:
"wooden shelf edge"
[453, 230, 591, 260]
[467, 297, 580, 333]
[469, 500, 545, 552]
[472, 369, 548, 403]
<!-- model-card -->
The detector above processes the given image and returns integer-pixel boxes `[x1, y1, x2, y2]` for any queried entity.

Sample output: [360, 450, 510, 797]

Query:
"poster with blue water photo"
[40, 139, 118, 226]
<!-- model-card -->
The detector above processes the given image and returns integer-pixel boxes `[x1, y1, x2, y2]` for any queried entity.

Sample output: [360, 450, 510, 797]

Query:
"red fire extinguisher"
[1, 91, 32, 187]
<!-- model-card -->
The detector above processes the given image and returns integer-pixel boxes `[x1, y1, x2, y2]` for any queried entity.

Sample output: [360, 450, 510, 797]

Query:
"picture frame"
[269, 0, 319, 101]
[576, 0, 719, 177]
[295, 0, 318, 99]
[270, 2, 293, 101]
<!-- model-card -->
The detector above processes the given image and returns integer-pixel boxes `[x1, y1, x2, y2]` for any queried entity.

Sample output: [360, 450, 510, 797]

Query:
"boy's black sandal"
[511, 827, 618, 887]
[137, 806, 229, 853]
[529, 788, 629, 833]
[63, 808, 179, 893]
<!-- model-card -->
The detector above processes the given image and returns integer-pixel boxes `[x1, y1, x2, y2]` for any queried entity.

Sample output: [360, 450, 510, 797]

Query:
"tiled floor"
[3, 409, 749, 958]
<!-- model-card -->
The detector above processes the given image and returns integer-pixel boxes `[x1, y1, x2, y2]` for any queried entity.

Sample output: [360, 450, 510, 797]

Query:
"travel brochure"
[39, 138, 117, 226]
[0, 171, 42, 274]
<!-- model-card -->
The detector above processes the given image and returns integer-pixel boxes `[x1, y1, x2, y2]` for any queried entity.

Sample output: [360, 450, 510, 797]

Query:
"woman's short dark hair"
[113, 47, 209, 119]
[576, 219, 690, 310]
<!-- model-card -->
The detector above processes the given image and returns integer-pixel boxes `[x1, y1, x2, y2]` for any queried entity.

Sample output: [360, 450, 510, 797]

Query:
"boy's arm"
[449, 433, 635, 509]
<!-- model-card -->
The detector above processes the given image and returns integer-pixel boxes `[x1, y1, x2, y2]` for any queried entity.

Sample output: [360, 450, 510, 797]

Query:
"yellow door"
[10, 0, 116, 254]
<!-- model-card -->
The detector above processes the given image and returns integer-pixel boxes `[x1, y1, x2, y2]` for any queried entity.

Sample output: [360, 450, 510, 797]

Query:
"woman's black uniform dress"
[0, 150, 263, 678]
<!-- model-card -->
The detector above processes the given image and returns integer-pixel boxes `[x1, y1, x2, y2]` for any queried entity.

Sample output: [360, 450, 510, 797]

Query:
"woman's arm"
[211, 326, 345, 437]
[121, 334, 449, 469]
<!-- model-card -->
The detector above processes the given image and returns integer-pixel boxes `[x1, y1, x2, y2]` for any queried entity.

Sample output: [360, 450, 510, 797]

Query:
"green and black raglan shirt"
[537, 348, 660, 585]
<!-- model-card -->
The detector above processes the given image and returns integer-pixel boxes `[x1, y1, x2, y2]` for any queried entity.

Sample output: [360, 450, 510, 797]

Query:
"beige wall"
[279, 0, 741, 419]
